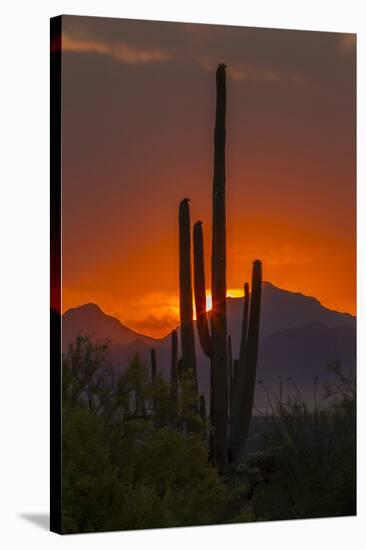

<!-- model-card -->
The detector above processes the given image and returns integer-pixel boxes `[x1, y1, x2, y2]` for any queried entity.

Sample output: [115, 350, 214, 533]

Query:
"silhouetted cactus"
[183, 64, 263, 469]
[193, 221, 210, 357]
[210, 63, 229, 473]
[150, 349, 157, 383]
[239, 282, 250, 368]
[233, 359, 239, 394]
[228, 334, 233, 426]
[179, 200, 197, 374]
[170, 329, 178, 420]
[150, 348, 157, 413]
[178, 198, 198, 398]
[230, 260, 262, 464]
[199, 394, 207, 422]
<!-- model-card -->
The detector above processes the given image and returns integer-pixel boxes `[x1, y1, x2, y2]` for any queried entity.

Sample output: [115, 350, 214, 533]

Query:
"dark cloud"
[61, 15, 356, 87]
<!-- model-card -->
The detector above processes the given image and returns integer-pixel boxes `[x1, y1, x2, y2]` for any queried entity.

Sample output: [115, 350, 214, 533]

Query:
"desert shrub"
[62, 336, 229, 532]
[245, 364, 356, 520]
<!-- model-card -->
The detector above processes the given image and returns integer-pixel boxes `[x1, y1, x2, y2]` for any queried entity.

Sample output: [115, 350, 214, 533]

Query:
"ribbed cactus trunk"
[233, 359, 239, 393]
[193, 221, 210, 357]
[239, 282, 250, 368]
[150, 348, 157, 414]
[230, 260, 262, 464]
[199, 394, 207, 421]
[211, 64, 228, 474]
[170, 329, 178, 421]
[228, 334, 233, 430]
[178, 198, 197, 392]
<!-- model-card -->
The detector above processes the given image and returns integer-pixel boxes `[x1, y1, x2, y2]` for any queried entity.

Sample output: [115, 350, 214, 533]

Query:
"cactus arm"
[230, 281, 249, 441]
[239, 260, 262, 441]
[230, 260, 262, 464]
[193, 221, 211, 357]
[178, 198, 197, 390]
[238, 282, 250, 367]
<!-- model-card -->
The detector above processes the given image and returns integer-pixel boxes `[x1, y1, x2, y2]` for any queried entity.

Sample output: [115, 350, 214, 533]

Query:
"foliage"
[240, 364, 356, 521]
[62, 336, 229, 533]
[62, 337, 356, 531]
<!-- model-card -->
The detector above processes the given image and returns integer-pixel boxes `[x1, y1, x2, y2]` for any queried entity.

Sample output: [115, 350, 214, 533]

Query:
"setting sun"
[204, 288, 244, 313]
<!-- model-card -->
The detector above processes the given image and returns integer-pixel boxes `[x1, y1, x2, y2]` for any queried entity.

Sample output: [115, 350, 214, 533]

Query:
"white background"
[0, 0, 365, 548]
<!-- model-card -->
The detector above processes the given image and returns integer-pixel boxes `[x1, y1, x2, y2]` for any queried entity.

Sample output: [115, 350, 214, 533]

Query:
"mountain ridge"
[61, 283, 356, 407]
[62, 282, 355, 349]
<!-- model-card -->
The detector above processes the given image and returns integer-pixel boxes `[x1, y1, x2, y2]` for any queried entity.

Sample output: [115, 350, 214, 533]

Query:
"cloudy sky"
[59, 15, 356, 337]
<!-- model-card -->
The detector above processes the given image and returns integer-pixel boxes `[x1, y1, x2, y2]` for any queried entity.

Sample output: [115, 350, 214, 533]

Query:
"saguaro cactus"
[199, 394, 207, 422]
[239, 282, 250, 368]
[191, 65, 229, 472]
[227, 334, 233, 426]
[210, 63, 229, 473]
[170, 329, 178, 419]
[150, 348, 157, 383]
[178, 198, 198, 392]
[230, 260, 262, 464]
[150, 348, 157, 413]
[199, 394, 207, 437]
[193, 221, 211, 357]
[188, 64, 262, 469]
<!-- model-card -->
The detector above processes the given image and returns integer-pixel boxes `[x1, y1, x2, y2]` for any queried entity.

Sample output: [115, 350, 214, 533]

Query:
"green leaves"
[61, 337, 230, 532]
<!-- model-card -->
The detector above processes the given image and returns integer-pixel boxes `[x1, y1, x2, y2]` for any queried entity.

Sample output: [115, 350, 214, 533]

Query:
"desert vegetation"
[62, 337, 356, 532]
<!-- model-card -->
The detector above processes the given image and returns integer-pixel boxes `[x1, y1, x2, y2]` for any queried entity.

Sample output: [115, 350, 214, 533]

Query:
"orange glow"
[60, 21, 355, 338]
[204, 289, 243, 313]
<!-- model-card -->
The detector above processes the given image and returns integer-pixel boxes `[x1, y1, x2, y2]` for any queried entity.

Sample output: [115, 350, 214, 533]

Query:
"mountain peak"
[67, 302, 103, 315]
[62, 302, 155, 351]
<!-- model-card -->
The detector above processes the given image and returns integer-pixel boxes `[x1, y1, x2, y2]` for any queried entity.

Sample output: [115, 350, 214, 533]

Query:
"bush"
[62, 337, 230, 532]
[244, 364, 356, 520]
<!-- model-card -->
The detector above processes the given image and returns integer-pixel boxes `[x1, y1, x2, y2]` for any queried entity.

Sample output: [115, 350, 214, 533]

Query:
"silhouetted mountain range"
[63, 302, 156, 348]
[62, 282, 356, 408]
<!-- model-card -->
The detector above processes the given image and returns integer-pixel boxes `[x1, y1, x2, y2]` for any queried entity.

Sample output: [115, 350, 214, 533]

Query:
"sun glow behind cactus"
[204, 289, 243, 313]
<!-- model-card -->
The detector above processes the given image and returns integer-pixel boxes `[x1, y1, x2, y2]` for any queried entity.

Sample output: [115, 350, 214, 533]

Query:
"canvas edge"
[50, 14, 62, 535]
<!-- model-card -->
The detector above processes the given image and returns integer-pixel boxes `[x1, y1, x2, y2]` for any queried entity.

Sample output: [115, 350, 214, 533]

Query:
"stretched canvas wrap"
[50, 15, 356, 534]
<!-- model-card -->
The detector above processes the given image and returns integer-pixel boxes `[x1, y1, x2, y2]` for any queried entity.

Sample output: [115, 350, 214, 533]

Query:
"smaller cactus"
[150, 348, 157, 413]
[239, 282, 250, 367]
[199, 394, 207, 422]
[170, 329, 178, 421]
[233, 359, 239, 395]
[193, 221, 210, 357]
[150, 348, 157, 383]
[199, 394, 208, 443]
[227, 334, 233, 428]
[230, 260, 262, 464]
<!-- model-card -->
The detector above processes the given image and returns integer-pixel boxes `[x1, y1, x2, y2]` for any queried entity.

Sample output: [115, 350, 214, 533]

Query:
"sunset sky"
[60, 16, 356, 338]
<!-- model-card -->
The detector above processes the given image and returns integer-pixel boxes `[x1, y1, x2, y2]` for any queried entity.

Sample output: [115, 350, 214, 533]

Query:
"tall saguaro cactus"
[181, 64, 262, 470]
[178, 198, 197, 393]
[210, 64, 229, 473]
